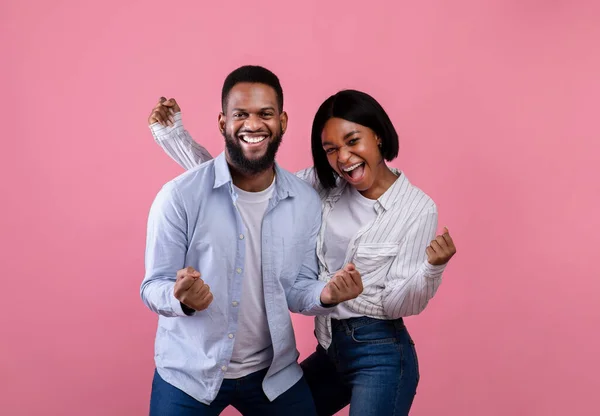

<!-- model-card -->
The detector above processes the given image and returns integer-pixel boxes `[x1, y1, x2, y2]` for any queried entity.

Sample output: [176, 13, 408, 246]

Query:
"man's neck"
[229, 164, 276, 192]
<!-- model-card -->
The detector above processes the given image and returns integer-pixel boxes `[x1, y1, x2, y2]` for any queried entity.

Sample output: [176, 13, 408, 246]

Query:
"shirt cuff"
[307, 280, 333, 315]
[423, 261, 447, 279]
[170, 291, 194, 317]
[149, 112, 184, 140]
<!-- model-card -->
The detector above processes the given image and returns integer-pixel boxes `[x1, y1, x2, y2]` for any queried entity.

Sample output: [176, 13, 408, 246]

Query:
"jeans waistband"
[331, 316, 404, 332]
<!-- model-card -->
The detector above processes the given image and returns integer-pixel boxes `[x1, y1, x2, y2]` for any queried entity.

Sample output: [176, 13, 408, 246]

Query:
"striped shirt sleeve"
[150, 112, 213, 170]
[381, 207, 447, 319]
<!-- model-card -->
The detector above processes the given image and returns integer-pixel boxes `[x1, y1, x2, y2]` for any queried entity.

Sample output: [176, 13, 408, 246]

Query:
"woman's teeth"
[343, 162, 363, 172]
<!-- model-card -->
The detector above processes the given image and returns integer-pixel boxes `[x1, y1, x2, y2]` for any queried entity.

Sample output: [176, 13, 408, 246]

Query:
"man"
[141, 65, 363, 415]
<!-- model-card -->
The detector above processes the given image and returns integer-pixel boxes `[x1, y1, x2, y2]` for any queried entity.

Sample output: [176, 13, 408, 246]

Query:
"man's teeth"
[241, 136, 267, 144]
[343, 163, 363, 172]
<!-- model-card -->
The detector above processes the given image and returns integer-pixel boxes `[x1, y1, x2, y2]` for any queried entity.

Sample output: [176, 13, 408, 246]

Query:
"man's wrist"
[180, 302, 196, 316]
[319, 294, 338, 308]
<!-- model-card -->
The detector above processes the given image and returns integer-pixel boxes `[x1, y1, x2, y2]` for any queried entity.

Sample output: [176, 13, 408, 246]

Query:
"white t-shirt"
[224, 179, 275, 379]
[323, 185, 377, 320]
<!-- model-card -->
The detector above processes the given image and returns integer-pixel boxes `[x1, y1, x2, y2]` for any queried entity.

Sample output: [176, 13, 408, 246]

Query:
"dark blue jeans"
[149, 368, 317, 416]
[301, 317, 420, 416]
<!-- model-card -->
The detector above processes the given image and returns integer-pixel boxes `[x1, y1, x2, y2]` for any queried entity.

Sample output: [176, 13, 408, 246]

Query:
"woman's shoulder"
[294, 167, 317, 185]
[294, 167, 343, 199]
[395, 172, 438, 217]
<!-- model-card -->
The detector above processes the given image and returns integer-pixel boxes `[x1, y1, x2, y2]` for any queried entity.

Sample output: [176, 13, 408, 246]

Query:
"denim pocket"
[350, 320, 399, 345]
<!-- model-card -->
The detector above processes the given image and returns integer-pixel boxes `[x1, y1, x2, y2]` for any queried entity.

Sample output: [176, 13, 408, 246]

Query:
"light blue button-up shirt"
[141, 152, 330, 404]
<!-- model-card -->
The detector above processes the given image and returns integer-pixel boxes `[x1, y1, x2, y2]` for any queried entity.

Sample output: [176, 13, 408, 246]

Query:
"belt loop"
[342, 319, 352, 335]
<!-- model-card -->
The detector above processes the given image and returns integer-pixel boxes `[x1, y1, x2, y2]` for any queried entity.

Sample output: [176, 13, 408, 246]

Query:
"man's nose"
[243, 114, 263, 131]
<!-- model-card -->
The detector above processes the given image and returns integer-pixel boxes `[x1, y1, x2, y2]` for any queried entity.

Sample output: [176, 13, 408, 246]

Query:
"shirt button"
[239, 234, 244, 240]
[236, 268, 242, 274]
[228, 333, 234, 339]
[221, 365, 227, 372]
[232, 301, 238, 306]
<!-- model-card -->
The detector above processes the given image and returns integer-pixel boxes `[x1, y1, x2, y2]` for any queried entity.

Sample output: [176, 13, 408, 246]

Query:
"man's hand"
[173, 267, 213, 312]
[320, 263, 363, 306]
[148, 97, 181, 127]
[426, 227, 457, 266]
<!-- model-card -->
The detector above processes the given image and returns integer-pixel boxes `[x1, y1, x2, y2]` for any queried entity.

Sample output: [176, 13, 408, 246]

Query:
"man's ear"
[280, 111, 288, 134]
[218, 113, 226, 135]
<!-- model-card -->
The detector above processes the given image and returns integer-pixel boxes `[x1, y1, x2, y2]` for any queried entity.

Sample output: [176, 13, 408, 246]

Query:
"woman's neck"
[359, 163, 398, 200]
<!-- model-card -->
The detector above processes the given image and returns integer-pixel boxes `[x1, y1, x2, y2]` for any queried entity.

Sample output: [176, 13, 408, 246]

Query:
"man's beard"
[224, 128, 283, 175]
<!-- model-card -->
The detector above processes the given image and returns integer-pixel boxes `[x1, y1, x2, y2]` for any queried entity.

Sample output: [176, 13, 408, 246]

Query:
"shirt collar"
[325, 168, 409, 212]
[377, 169, 409, 211]
[213, 152, 295, 199]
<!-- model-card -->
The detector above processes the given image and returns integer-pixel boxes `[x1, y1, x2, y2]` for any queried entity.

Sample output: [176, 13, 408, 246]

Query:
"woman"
[148, 90, 456, 415]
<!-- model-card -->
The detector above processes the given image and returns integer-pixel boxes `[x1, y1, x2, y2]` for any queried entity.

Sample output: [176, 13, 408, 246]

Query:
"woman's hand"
[426, 227, 456, 265]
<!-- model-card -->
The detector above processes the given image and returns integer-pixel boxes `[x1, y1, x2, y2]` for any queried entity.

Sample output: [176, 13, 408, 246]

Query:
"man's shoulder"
[162, 159, 216, 196]
[278, 167, 321, 203]
[174, 158, 215, 182]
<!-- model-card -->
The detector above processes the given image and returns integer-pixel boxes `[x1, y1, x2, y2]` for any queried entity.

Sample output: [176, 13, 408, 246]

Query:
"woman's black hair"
[310, 89, 399, 188]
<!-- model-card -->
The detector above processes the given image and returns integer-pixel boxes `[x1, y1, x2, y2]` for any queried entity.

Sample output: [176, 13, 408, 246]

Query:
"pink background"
[2, 0, 599, 415]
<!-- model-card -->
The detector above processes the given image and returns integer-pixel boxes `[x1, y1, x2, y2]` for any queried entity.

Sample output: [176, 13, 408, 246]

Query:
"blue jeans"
[301, 317, 420, 416]
[149, 368, 317, 416]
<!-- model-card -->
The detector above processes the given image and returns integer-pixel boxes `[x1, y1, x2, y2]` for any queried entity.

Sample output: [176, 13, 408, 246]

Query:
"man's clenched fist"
[174, 267, 213, 312]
